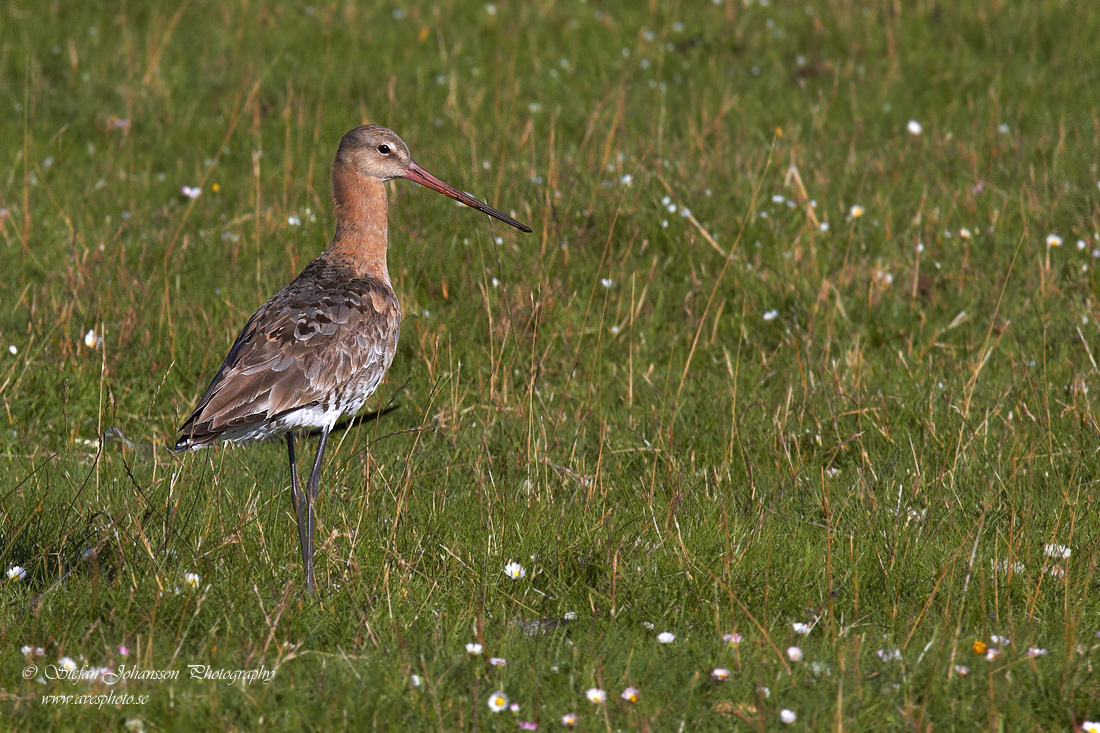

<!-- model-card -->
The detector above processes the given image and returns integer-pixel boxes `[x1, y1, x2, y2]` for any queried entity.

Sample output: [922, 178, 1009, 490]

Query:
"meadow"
[1, 0, 1099, 729]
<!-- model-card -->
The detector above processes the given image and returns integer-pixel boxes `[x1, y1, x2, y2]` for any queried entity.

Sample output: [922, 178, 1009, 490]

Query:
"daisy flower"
[585, 688, 607, 703]
[489, 657, 507, 667]
[621, 687, 639, 702]
[953, 665, 969, 676]
[466, 643, 483, 655]
[561, 713, 578, 726]
[59, 657, 78, 673]
[787, 646, 803, 662]
[792, 622, 811, 636]
[907, 120, 922, 135]
[1046, 234, 1063, 247]
[487, 691, 509, 712]
[504, 561, 527, 580]
[850, 205, 864, 218]
[181, 186, 202, 199]
[657, 632, 675, 644]
[184, 572, 201, 589]
[7, 565, 27, 581]
[711, 668, 731, 680]
[780, 709, 797, 724]
[723, 633, 743, 645]
[1026, 647, 1048, 658]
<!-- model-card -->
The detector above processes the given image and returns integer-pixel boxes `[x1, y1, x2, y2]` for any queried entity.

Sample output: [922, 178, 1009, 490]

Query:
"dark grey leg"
[287, 432, 312, 593]
[301, 429, 329, 593]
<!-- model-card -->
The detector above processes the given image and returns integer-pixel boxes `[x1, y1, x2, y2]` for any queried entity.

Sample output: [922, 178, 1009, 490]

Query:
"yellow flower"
[850, 205, 864, 219]
[972, 640, 988, 655]
[212, 183, 221, 193]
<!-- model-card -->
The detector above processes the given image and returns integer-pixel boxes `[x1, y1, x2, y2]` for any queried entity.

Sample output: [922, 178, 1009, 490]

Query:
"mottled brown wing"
[176, 260, 400, 449]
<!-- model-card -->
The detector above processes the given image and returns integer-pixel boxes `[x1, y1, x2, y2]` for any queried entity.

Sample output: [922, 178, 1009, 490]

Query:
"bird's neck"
[326, 163, 391, 285]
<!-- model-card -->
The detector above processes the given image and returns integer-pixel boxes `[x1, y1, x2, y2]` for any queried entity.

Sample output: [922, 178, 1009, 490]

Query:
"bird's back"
[175, 255, 401, 451]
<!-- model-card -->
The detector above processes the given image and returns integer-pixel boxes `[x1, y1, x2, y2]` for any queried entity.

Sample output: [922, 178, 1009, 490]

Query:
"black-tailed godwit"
[175, 125, 531, 592]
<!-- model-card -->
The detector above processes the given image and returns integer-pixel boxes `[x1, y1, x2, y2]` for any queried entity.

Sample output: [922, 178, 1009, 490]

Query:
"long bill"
[403, 162, 533, 233]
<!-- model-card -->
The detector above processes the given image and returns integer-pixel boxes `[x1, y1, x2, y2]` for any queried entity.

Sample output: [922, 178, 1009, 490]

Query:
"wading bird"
[175, 125, 531, 593]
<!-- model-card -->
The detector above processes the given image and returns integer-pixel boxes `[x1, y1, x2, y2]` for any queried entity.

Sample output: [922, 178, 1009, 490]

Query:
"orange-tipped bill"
[403, 162, 532, 233]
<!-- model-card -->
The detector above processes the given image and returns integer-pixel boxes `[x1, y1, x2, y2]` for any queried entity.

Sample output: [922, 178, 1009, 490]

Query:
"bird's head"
[335, 124, 532, 233]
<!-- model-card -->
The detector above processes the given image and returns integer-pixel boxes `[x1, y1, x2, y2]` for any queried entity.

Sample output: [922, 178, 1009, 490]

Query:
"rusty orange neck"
[325, 163, 391, 285]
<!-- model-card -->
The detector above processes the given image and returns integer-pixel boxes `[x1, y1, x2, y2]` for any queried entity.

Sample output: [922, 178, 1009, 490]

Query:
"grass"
[1, 0, 1099, 729]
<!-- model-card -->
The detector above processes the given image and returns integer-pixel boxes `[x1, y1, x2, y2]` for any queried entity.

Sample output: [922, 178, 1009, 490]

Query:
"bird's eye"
[377, 144, 391, 155]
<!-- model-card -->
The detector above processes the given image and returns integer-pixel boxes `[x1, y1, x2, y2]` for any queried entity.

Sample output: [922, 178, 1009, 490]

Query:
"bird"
[174, 125, 532, 593]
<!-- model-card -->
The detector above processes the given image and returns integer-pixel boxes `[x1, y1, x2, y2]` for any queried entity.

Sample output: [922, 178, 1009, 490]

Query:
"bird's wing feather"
[176, 260, 400, 449]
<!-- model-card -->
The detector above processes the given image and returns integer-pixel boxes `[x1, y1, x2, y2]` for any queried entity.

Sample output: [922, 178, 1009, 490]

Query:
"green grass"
[2, 0, 1099, 729]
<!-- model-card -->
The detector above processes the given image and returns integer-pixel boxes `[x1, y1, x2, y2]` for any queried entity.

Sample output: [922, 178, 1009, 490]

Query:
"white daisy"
[487, 691, 508, 712]
[585, 688, 606, 703]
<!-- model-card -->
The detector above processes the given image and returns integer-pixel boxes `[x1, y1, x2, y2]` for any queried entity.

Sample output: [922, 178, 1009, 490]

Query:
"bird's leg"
[301, 429, 329, 593]
[287, 432, 302, 513]
[287, 432, 312, 593]
[307, 429, 329, 499]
